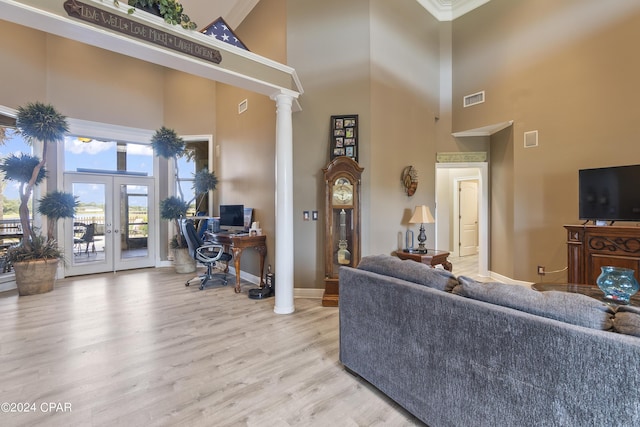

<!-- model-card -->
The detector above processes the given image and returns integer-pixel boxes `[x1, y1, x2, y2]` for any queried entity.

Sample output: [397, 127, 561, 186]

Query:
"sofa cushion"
[452, 276, 614, 330]
[357, 254, 458, 292]
[613, 305, 640, 337]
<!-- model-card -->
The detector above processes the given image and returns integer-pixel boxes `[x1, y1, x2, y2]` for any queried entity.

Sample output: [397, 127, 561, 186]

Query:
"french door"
[63, 172, 156, 276]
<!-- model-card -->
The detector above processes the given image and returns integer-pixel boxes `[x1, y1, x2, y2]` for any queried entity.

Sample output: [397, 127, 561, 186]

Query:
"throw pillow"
[357, 254, 458, 292]
[613, 305, 640, 337]
[452, 276, 614, 330]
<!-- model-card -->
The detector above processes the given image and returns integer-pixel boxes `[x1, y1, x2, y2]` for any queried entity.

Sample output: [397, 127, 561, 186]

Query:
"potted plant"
[0, 102, 78, 295]
[151, 127, 218, 273]
[160, 195, 192, 272]
[114, 0, 197, 29]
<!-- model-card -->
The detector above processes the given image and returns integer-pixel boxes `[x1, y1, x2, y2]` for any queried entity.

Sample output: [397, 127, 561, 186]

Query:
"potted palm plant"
[151, 127, 218, 273]
[160, 195, 192, 272]
[0, 102, 78, 296]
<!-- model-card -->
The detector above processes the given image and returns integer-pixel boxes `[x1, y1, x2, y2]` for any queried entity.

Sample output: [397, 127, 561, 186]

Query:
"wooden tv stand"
[565, 224, 640, 285]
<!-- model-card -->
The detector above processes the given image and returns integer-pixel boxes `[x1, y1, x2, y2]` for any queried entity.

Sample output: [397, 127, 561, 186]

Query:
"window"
[0, 125, 31, 277]
[64, 136, 153, 176]
[176, 140, 209, 216]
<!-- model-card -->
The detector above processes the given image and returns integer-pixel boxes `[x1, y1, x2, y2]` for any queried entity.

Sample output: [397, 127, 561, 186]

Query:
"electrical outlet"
[537, 265, 545, 275]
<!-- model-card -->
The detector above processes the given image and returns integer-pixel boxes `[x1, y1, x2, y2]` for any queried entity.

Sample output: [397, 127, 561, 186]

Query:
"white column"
[271, 92, 295, 314]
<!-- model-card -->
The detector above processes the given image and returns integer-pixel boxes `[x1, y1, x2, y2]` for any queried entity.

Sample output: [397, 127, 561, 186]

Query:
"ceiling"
[415, 0, 491, 21]
[182, 0, 490, 30]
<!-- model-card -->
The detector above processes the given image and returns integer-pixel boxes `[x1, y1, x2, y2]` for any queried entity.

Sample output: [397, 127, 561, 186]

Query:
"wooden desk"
[205, 232, 267, 293]
[395, 249, 453, 271]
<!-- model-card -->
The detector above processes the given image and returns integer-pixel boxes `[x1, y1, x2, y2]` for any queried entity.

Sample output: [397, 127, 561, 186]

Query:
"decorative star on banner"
[201, 17, 249, 51]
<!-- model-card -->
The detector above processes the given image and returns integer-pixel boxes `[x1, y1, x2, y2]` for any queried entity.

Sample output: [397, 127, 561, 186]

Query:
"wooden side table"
[396, 249, 452, 272]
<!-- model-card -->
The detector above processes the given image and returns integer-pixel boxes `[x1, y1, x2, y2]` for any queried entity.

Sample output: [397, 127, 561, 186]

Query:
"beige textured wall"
[288, 0, 440, 288]
[213, 0, 286, 278]
[369, 0, 441, 254]
[0, 21, 47, 106]
[489, 129, 514, 278]
[287, 0, 371, 288]
[453, 0, 640, 281]
[163, 70, 217, 135]
[0, 23, 165, 128]
[45, 36, 165, 129]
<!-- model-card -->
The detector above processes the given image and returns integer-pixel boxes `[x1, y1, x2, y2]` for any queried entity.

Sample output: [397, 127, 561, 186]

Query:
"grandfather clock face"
[332, 177, 353, 207]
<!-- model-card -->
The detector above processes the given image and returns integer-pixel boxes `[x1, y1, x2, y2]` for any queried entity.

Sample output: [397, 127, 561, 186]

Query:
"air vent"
[524, 130, 538, 148]
[238, 99, 248, 114]
[463, 91, 485, 107]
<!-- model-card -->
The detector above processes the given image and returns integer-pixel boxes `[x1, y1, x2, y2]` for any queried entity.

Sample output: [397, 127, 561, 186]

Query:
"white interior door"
[63, 173, 155, 276]
[459, 180, 479, 257]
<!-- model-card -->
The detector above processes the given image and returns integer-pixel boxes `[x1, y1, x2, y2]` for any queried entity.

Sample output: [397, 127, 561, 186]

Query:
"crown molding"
[416, 0, 491, 21]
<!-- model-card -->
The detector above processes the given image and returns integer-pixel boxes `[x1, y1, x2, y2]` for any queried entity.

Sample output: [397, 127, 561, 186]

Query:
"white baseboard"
[232, 268, 323, 298]
[488, 270, 533, 287]
[294, 288, 323, 299]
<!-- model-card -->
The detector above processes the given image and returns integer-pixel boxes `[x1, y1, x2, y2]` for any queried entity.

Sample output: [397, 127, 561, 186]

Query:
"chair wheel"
[199, 284, 205, 290]
[185, 281, 190, 287]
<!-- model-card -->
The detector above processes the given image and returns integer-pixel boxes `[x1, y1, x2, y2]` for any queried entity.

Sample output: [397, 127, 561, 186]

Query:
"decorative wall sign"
[63, 0, 222, 64]
[330, 115, 358, 162]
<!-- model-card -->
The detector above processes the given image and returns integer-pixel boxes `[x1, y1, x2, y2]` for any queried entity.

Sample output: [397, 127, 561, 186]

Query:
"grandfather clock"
[323, 156, 364, 307]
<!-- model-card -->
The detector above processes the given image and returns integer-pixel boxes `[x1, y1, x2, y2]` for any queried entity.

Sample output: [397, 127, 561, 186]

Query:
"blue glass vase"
[596, 266, 639, 305]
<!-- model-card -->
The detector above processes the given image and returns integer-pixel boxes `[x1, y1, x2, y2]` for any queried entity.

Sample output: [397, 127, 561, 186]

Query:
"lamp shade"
[409, 205, 435, 224]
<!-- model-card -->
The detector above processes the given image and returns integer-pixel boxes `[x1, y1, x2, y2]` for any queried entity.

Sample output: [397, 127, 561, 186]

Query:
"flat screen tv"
[219, 204, 245, 229]
[579, 165, 640, 222]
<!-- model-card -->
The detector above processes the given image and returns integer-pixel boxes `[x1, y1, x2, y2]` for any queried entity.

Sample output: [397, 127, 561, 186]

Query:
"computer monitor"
[219, 204, 245, 230]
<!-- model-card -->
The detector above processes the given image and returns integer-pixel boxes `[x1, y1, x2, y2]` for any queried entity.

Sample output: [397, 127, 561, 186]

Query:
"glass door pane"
[64, 174, 113, 275]
[114, 176, 155, 270]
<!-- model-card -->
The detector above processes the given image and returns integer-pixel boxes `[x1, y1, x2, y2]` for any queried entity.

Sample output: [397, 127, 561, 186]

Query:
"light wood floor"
[448, 253, 483, 280]
[0, 267, 425, 427]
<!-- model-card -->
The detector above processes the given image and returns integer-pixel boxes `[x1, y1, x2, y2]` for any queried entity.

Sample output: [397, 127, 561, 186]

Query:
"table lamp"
[409, 205, 435, 253]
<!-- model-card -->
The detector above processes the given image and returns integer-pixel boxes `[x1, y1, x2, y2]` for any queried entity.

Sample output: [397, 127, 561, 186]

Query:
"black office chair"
[180, 219, 232, 290]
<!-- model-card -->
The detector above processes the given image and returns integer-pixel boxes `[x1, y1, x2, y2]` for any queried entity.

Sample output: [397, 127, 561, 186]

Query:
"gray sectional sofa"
[339, 255, 640, 427]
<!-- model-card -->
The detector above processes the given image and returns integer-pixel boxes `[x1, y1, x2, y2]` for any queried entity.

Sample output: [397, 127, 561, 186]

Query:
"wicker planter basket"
[13, 259, 59, 296]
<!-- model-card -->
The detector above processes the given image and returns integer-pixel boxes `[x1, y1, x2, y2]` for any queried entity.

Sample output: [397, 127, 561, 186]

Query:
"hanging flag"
[201, 17, 249, 51]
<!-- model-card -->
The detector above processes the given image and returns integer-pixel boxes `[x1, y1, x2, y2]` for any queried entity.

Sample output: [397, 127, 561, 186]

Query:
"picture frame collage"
[330, 115, 358, 162]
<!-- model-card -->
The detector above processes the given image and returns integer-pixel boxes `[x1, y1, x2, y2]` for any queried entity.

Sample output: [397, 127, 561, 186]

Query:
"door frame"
[63, 172, 156, 277]
[435, 162, 488, 277]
